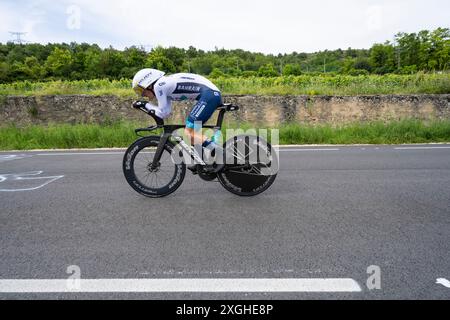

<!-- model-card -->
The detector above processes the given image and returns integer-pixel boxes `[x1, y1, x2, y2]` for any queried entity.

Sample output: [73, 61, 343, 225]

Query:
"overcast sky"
[0, 0, 448, 54]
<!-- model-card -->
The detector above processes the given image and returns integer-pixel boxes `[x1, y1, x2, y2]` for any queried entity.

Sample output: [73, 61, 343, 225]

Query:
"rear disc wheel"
[217, 135, 278, 196]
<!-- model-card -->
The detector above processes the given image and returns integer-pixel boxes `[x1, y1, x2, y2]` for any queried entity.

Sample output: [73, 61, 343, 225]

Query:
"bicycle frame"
[133, 104, 238, 169]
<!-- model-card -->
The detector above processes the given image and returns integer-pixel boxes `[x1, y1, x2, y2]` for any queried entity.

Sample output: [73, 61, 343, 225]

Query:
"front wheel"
[123, 136, 186, 198]
[217, 135, 278, 196]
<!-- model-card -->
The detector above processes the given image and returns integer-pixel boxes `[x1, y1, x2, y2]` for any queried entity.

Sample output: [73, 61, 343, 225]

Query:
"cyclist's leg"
[185, 90, 222, 170]
[185, 89, 222, 146]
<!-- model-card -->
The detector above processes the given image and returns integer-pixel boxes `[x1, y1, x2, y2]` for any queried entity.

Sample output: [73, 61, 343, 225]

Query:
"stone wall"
[1, 94, 449, 127]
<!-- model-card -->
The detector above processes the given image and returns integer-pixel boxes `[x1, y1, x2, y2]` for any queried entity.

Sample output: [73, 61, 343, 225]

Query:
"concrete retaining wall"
[1, 94, 449, 126]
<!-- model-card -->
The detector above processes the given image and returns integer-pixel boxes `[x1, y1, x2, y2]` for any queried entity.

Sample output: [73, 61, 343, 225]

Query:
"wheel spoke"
[149, 173, 155, 188]
[143, 172, 151, 186]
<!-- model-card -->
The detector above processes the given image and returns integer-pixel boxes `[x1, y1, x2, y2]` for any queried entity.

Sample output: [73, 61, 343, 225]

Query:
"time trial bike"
[123, 102, 278, 197]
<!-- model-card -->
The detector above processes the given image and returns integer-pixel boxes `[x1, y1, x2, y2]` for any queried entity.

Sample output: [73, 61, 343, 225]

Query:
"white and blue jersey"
[145, 73, 222, 129]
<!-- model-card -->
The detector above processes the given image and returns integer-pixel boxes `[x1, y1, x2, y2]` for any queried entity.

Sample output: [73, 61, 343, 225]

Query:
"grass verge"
[1, 120, 449, 150]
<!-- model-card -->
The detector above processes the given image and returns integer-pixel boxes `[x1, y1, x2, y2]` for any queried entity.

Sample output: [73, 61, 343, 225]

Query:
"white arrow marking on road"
[436, 278, 450, 288]
[0, 171, 64, 192]
[0, 278, 361, 293]
[0, 154, 33, 162]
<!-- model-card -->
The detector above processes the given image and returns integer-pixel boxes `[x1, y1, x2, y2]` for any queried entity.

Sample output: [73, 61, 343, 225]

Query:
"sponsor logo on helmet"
[158, 82, 166, 86]
[138, 72, 153, 86]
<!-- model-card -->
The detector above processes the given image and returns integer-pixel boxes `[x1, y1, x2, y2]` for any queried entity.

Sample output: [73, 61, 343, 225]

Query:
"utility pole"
[303, 63, 309, 73]
[394, 38, 401, 71]
[9, 32, 28, 44]
[185, 51, 191, 73]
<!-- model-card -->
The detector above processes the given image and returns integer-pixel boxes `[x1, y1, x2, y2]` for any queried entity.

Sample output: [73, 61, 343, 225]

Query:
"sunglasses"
[134, 85, 145, 97]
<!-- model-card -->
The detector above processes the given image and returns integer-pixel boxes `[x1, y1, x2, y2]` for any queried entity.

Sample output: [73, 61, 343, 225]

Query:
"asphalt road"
[0, 145, 449, 299]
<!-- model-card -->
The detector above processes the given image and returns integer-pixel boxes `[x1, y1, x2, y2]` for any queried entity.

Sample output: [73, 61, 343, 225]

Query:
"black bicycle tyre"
[217, 135, 278, 197]
[123, 136, 186, 198]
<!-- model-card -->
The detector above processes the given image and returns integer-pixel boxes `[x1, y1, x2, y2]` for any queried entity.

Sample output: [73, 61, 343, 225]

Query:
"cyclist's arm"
[145, 80, 174, 119]
[145, 97, 171, 119]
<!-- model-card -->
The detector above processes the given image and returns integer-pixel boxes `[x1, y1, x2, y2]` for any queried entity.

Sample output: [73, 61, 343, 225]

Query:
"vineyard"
[1, 73, 449, 97]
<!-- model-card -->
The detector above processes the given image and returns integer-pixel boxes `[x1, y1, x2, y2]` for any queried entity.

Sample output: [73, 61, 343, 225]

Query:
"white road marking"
[436, 278, 450, 288]
[0, 278, 362, 293]
[3, 144, 449, 152]
[37, 152, 124, 156]
[395, 147, 450, 150]
[278, 149, 340, 152]
[7, 145, 450, 157]
[36, 150, 158, 156]
[0, 171, 64, 192]
[0, 154, 33, 162]
[34, 149, 342, 157]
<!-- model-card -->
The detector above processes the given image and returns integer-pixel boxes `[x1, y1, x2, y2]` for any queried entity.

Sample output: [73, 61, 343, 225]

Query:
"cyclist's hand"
[132, 100, 147, 110]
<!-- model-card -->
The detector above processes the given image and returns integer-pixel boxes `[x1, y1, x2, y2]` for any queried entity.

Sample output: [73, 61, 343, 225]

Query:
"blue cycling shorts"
[186, 89, 222, 131]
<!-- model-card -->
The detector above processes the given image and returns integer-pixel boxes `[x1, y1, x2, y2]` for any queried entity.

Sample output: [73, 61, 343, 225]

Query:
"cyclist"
[132, 68, 223, 171]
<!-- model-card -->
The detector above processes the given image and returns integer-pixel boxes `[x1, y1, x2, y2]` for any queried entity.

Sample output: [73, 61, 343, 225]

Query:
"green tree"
[395, 32, 420, 70]
[209, 68, 227, 78]
[282, 64, 302, 75]
[212, 56, 243, 75]
[9, 61, 30, 81]
[353, 57, 372, 72]
[24, 56, 44, 79]
[341, 57, 356, 74]
[190, 55, 218, 75]
[429, 28, 450, 70]
[370, 43, 395, 74]
[0, 27, 447, 82]
[258, 63, 279, 77]
[417, 30, 432, 70]
[123, 46, 147, 69]
[45, 47, 73, 78]
[97, 48, 127, 78]
[0, 62, 9, 82]
[0, 62, 10, 83]
[161, 46, 186, 71]
[84, 47, 102, 78]
[146, 47, 177, 73]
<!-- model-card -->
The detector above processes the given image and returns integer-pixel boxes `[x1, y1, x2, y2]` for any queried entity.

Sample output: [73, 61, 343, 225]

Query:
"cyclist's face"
[142, 88, 155, 99]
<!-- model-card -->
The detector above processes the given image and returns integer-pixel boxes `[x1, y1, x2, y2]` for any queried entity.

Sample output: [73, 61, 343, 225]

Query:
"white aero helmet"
[132, 68, 165, 96]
